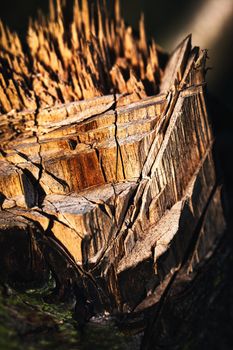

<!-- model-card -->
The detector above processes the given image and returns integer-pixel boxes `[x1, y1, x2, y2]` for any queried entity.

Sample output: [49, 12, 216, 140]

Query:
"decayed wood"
[0, 0, 226, 330]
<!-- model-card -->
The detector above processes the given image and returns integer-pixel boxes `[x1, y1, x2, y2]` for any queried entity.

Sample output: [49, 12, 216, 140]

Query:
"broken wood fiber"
[0, 0, 226, 321]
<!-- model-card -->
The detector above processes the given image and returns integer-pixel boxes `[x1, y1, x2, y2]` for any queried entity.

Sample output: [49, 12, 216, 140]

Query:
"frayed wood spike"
[73, 0, 81, 32]
[97, 0, 104, 40]
[56, 0, 63, 22]
[103, 0, 111, 49]
[110, 65, 127, 93]
[0, 20, 9, 49]
[124, 27, 139, 66]
[150, 38, 159, 70]
[70, 20, 79, 49]
[82, 0, 91, 41]
[97, 0, 106, 61]
[90, 3, 96, 37]
[115, 0, 121, 25]
[49, 0, 56, 22]
[127, 69, 146, 98]
[27, 20, 38, 56]
[0, 75, 11, 112]
[139, 13, 147, 57]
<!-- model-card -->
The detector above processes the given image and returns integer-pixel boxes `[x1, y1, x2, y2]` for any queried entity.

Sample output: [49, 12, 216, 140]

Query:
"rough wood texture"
[0, 0, 226, 331]
[0, 0, 160, 115]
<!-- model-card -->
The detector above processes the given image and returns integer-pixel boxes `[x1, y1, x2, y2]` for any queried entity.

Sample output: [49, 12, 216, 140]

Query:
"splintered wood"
[0, 0, 225, 316]
[0, 0, 160, 114]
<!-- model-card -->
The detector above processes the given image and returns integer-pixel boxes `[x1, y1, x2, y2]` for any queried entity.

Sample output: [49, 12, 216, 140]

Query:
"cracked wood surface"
[0, 0, 226, 325]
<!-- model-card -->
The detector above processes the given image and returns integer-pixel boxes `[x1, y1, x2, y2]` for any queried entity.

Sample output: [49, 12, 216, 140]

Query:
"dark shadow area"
[1, 0, 48, 36]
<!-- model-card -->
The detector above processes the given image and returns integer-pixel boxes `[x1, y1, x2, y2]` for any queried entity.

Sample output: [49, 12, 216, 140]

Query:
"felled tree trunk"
[0, 0, 226, 332]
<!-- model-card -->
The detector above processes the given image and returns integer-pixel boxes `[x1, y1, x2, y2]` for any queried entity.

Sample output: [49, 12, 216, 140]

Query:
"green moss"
[0, 284, 136, 350]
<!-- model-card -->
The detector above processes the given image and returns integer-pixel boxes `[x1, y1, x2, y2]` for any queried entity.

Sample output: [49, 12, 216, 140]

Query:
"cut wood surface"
[0, 0, 226, 331]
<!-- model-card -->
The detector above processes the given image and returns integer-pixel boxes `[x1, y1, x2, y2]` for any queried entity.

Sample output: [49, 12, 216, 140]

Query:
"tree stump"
[0, 0, 226, 335]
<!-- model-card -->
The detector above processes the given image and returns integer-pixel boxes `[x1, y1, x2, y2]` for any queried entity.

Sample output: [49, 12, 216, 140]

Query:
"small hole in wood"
[68, 139, 78, 150]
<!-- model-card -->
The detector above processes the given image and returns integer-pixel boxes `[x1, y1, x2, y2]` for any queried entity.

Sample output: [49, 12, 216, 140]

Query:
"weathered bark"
[0, 0, 226, 335]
